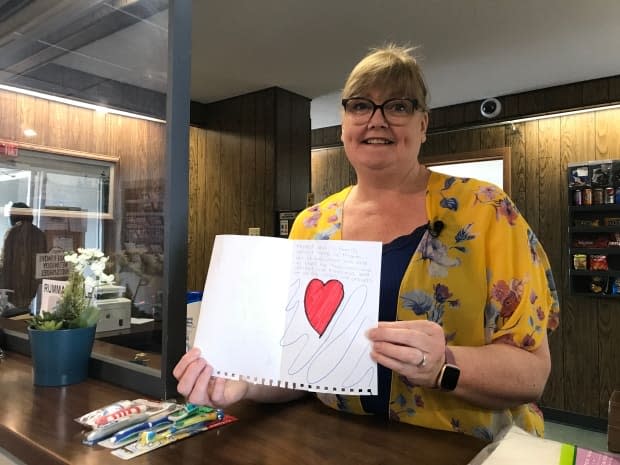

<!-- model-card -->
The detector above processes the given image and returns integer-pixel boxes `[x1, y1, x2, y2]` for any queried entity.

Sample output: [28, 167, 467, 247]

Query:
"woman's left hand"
[366, 320, 446, 388]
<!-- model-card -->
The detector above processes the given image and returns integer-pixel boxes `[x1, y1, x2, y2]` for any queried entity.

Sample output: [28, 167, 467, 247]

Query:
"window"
[0, 143, 117, 252]
[422, 147, 511, 195]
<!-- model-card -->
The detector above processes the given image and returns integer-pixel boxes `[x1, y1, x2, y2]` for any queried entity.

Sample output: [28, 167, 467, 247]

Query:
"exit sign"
[0, 142, 18, 157]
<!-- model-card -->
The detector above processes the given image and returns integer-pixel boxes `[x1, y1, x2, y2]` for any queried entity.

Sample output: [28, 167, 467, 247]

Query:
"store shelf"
[569, 247, 620, 255]
[570, 292, 620, 299]
[569, 204, 620, 213]
[570, 226, 620, 233]
[570, 270, 619, 277]
[568, 161, 620, 298]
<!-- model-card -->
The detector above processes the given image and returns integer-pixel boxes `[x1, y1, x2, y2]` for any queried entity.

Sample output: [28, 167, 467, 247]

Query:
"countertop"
[0, 351, 488, 464]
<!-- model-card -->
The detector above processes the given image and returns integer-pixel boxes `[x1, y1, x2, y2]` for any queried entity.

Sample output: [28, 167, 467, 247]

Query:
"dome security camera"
[480, 98, 502, 118]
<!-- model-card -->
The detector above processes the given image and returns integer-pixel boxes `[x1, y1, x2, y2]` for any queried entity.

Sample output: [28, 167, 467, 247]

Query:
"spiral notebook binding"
[214, 369, 372, 394]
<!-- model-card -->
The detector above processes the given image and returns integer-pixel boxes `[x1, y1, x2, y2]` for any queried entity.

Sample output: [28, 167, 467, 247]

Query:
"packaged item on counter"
[593, 188, 605, 205]
[589, 255, 609, 271]
[573, 254, 588, 270]
[76, 399, 179, 445]
[569, 165, 589, 187]
[74, 400, 237, 460]
[611, 278, 620, 295]
[590, 276, 608, 294]
[75, 400, 135, 428]
[591, 162, 612, 187]
[606, 187, 616, 204]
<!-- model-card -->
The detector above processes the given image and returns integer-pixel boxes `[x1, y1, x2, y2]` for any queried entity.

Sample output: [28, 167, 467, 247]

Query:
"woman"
[174, 44, 560, 440]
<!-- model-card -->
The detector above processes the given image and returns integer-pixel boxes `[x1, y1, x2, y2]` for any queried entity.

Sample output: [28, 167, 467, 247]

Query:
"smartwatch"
[437, 347, 460, 391]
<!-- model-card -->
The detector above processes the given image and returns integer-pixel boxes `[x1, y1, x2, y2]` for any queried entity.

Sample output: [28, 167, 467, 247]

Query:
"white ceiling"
[188, 0, 620, 128]
[6, 0, 620, 129]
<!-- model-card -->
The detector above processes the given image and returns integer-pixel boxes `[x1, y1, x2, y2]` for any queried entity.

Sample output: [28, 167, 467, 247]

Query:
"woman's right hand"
[173, 348, 249, 408]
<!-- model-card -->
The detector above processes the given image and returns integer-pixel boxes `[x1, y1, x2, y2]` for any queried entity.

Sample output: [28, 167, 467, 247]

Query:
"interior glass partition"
[0, 0, 190, 398]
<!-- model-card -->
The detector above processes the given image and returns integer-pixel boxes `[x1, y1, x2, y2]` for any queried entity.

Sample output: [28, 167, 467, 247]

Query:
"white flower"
[64, 248, 114, 294]
[90, 261, 105, 275]
[100, 272, 114, 285]
[84, 276, 97, 293]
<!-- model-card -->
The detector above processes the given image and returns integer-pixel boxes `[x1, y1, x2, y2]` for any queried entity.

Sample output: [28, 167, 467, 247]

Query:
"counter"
[0, 352, 488, 464]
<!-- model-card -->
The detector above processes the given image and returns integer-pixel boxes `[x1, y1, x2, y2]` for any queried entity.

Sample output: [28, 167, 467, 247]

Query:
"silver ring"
[416, 352, 427, 368]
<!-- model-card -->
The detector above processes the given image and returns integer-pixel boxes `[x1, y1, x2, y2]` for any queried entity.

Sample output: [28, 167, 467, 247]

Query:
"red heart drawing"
[304, 278, 344, 337]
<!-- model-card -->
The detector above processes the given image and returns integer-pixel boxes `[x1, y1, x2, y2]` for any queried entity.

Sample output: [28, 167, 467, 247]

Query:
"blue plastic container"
[186, 291, 203, 304]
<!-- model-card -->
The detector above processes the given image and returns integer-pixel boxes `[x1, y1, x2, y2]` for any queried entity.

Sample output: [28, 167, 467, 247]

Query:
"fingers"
[175, 355, 208, 399]
[369, 326, 426, 348]
[209, 377, 249, 407]
[186, 363, 215, 405]
[371, 346, 437, 388]
[372, 341, 430, 372]
[173, 347, 215, 404]
[173, 347, 202, 380]
[371, 319, 442, 338]
[173, 348, 249, 408]
[209, 377, 229, 405]
[415, 351, 427, 368]
[367, 320, 445, 388]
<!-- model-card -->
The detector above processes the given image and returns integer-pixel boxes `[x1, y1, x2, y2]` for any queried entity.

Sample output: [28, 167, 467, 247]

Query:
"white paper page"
[193, 235, 381, 395]
[193, 235, 292, 383]
[280, 240, 381, 394]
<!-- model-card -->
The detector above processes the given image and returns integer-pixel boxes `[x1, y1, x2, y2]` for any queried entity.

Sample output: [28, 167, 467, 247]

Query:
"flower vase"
[28, 325, 96, 386]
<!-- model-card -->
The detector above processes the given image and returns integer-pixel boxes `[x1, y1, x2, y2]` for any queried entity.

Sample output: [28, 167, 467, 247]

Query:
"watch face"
[440, 364, 460, 391]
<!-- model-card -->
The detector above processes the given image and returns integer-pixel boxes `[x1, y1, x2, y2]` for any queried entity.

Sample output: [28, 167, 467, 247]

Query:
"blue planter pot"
[28, 325, 96, 386]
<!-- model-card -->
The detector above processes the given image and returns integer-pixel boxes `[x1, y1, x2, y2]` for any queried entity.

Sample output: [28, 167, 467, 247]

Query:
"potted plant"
[28, 248, 114, 386]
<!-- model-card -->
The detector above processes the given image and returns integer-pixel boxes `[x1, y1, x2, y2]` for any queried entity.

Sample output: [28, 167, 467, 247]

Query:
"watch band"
[445, 346, 455, 365]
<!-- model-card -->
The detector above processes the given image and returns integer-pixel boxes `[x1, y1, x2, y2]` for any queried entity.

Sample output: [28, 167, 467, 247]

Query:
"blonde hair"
[342, 44, 429, 111]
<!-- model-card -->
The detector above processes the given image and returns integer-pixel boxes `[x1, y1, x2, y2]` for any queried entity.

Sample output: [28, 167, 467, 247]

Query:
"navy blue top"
[360, 223, 427, 417]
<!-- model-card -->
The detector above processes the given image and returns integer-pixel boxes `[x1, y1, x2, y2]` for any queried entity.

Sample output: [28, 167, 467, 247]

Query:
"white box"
[95, 297, 131, 333]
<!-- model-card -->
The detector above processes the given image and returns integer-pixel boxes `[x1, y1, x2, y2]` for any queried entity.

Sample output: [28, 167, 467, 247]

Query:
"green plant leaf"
[29, 258, 106, 330]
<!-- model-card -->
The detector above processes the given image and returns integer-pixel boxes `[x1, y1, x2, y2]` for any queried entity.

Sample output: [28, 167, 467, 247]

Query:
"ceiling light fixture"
[0, 84, 164, 123]
[507, 102, 620, 125]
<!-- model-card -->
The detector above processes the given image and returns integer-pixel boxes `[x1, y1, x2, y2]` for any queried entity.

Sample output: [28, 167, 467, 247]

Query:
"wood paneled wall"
[0, 90, 164, 164]
[187, 87, 311, 291]
[0, 88, 166, 253]
[310, 108, 620, 421]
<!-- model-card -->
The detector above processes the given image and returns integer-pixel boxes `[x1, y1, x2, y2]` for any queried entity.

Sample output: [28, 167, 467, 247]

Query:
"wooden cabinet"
[568, 161, 620, 297]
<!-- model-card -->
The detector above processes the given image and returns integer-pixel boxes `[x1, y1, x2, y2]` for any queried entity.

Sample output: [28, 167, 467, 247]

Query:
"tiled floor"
[545, 420, 618, 455]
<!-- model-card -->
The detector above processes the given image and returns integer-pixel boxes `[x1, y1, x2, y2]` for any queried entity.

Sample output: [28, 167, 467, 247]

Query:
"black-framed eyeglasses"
[341, 97, 419, 125]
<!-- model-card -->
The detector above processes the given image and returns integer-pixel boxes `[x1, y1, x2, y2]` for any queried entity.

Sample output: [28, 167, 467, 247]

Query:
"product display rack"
[568, 161, 620, 298]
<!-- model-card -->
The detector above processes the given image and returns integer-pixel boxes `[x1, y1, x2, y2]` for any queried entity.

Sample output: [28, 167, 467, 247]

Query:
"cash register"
[94, 285, 131, 332]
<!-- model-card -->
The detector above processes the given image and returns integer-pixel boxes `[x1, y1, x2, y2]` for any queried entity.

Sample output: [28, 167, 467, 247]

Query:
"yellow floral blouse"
[289, 171, 560, 441]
